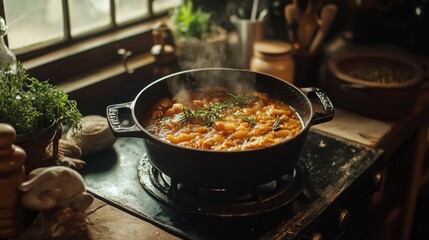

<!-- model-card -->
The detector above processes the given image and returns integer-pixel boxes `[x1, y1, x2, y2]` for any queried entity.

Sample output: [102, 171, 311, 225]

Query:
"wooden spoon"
[308, 4, 338, 54]
[295, 0, 319, 52]
[284, 4, 299, 50]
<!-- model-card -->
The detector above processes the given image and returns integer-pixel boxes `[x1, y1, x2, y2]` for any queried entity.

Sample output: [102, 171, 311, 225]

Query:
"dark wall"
[192, 0, 429, 54]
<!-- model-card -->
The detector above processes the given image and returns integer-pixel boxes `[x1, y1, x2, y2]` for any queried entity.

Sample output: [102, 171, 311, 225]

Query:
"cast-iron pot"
[107, 68, 334, 189]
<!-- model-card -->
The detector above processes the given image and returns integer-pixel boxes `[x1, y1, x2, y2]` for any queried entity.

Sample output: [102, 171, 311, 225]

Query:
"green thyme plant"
[0, 62, 82, 137]
[170, 0, 213, 40]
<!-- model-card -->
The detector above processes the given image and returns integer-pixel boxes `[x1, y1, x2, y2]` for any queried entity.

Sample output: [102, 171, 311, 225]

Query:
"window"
[115, 0, 149, 25]
[3, 0, 65, 54]
[69, 0, 112, 37]
[0, 0, 181, 86]
[2, 0, 181, 55]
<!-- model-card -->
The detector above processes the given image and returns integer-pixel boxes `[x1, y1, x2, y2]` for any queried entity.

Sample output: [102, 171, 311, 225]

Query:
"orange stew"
[143, 87, 303, 151]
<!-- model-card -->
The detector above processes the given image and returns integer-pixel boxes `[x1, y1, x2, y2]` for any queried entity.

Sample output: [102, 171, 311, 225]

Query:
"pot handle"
[106, 102, 144, 138]
[301, 87, 335, 125]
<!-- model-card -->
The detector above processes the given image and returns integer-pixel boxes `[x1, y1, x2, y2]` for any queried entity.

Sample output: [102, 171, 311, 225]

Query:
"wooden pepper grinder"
[0, 123, 27, 239]
[151, 21, 178, 77]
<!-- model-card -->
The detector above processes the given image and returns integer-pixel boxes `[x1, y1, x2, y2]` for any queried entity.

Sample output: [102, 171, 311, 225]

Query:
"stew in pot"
[143, 87, 303, 151]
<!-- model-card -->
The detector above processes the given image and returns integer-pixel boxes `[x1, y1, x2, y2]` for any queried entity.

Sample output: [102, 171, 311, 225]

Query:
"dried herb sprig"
[234, 114, 257, 126]
[179, 100, 231, 126]
[273, 116, 281, 132]
[228, 92, 255, 107]
[179, 92, 256, 126]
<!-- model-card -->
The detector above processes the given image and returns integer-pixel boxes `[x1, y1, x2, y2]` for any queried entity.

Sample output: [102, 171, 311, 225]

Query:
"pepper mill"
[151, 21, 178, 77]
[0, 123, 27, 239]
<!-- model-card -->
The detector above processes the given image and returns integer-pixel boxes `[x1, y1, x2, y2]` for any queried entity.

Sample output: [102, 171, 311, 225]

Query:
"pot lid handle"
[301, 87, 335, 125]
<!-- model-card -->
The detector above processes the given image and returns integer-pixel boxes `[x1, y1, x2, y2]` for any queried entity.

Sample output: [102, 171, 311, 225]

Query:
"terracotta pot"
[15, 119, 61, 174]
[323, 51, 426, 120]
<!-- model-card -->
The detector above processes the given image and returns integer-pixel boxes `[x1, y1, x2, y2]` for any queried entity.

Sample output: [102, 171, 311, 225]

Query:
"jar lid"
[151, 44, 176, 63]
[253, 40, 292, 56]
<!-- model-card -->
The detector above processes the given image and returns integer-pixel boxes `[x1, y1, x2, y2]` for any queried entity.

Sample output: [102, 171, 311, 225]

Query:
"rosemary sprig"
[228, 92, 255, 107]
[273, 116, 281, 132]
[178, 91, 256, 126]
[179, 107, 194, 123]
[234, 114, 257, 126]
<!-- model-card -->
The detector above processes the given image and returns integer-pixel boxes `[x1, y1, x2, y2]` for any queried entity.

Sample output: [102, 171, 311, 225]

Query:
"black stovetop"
[80, 130, 382, 240]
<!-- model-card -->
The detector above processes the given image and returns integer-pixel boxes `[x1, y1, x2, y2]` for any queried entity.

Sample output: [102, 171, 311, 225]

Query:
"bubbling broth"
[143, 87, 303, 151]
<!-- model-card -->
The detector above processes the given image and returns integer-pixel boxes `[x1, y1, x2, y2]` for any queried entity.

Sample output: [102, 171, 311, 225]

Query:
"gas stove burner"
[138, 154, 305, 217]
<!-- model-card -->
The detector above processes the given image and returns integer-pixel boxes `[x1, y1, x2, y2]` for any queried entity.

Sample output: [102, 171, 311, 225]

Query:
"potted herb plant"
[0, 62, 82, 173]
[169, 0, 228, 69]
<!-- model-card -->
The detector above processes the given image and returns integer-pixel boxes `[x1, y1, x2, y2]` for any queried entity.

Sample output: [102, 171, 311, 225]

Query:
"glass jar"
[250, 40, 294, 84]
[0, 17, 16, 71]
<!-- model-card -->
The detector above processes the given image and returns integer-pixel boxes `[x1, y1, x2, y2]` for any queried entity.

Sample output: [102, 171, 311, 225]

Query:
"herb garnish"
[273, 116, 281, 132]
[228, 92, 254, 107]
[234, 114, 257, 126]
[178, 92, 256, 126]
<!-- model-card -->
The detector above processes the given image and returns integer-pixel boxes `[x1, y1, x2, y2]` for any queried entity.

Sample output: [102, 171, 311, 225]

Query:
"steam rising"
[170, 9, 257, 104]
[168, 69, 257, 104]
[177, 39, 226, 70]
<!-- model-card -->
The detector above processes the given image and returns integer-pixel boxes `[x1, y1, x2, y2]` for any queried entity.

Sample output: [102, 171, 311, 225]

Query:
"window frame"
[0, 0, 176, 85]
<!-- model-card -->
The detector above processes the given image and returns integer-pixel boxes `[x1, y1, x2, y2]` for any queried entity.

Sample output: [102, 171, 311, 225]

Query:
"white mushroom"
[19, 166, 93, 212]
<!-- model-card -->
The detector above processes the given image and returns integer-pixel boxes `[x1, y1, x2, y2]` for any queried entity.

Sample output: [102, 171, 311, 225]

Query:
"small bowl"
[323, 51, 425, 120]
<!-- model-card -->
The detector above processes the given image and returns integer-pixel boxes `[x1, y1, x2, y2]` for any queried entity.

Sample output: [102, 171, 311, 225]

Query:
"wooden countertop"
[85, 198, 180, 240]
[313, 108, 392, 147]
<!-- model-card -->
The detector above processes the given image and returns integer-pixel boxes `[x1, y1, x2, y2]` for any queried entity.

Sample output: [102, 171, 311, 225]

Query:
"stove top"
[80, 130, 382, 240]
[138, 153, 305, 217]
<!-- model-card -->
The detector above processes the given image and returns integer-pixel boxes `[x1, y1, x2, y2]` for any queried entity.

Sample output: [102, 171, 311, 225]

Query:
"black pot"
[107, 68, 334, 188]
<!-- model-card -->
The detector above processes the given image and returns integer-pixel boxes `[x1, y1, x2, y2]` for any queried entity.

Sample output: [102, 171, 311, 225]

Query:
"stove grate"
[138, 153, 305, 217]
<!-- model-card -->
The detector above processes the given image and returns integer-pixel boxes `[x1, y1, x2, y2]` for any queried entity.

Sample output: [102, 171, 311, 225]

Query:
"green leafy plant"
[0, 62, 82, 137]
[171, 0, 213, 40]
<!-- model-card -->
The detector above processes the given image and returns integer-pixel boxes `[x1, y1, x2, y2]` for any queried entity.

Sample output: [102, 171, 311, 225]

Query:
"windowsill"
[21, 17, 168, 90]
[58, 52, 155, 93]
[18, 17, 173, 115]
[56, 52, 158, 116]
[22, 17, 163, 70]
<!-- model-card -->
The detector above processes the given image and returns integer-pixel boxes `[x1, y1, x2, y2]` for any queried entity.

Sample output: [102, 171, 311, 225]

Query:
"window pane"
[69, 0, 112, 37]
[153, 0, 182, 14]
[115, 0, 149, 25]
[4, 0, 64, 53]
